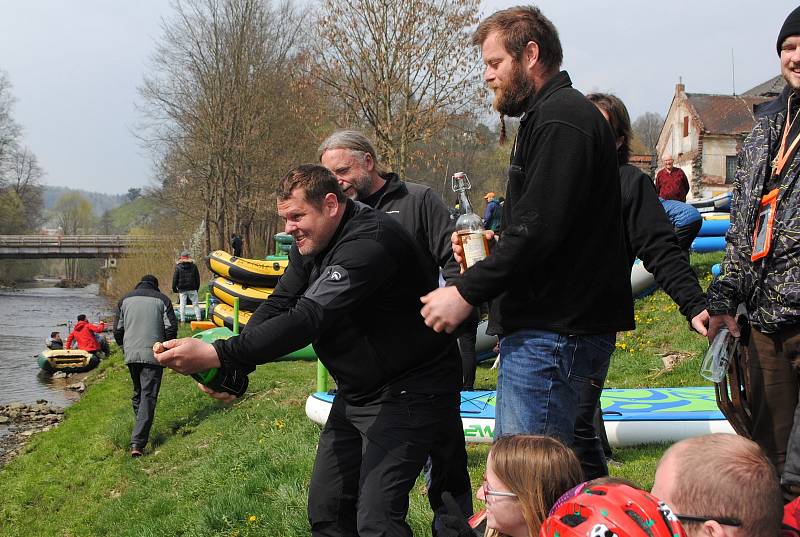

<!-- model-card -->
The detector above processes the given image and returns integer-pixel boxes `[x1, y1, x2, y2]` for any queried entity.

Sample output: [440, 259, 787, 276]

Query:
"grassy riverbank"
[0, 253, 723, 536]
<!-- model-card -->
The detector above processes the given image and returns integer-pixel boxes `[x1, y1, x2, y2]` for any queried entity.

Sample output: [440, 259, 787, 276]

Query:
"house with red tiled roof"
[655, 82, 773, 198]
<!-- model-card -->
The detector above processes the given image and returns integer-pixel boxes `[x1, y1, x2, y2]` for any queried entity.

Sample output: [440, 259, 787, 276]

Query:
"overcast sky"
[0, 0, 796, 194]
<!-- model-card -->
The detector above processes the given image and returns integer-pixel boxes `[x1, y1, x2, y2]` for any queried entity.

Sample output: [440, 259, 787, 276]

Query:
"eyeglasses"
[676, 514, 742, 527]
[480, 477, 518, 503]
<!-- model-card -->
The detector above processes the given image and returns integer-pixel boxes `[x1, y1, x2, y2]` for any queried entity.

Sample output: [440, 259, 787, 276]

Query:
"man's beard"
[493, 61, 536, 117]
[349, 174, 374, 201]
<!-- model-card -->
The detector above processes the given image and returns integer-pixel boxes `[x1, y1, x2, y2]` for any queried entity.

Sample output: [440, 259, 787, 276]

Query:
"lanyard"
[771, 94, 800, 176]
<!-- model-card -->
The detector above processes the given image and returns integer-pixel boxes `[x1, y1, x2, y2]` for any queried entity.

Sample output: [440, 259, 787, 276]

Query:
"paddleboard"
[304, 386, 734, 447]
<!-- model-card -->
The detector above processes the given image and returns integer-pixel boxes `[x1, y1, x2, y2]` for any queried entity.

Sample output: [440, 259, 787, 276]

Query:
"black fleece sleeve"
[454, 121, 596, 305]
[240, 247, 309, 331]
[421, 187, 460, 282]
[191, 264, 200, 291]
[214, 239, 395, 370]
[623, 168, 706, 322]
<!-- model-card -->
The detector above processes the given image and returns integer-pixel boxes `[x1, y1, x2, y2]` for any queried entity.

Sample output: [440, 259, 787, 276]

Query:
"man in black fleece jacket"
[319, 129, 472, 534]
[156, 165, 462, 537]
[421, 6, 633, 448]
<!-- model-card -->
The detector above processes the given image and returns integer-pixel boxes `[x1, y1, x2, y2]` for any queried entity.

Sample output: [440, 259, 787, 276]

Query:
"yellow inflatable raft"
[209, 277, 272, 311]
[207, 250, 287, 287]
[211, 302, 252, 330]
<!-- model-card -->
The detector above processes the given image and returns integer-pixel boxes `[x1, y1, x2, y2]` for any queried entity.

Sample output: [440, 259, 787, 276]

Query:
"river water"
[0, 282, 113, 410]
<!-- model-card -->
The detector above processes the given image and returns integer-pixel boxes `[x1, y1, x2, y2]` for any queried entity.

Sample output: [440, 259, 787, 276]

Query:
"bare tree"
[0, 72, 45, 233]
[310, 0, 485, 176]
[0, 71, 22, 181]
[632, 112, 664, 157]
[8, 146, 44, 230]
[139, 0, 320, 255]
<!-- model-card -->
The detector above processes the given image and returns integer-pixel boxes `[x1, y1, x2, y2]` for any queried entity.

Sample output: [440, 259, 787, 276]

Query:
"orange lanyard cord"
[773, 94, 800, 176]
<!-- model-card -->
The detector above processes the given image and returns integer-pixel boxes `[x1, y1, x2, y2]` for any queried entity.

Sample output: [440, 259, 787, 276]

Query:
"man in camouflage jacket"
[706, 5, 800, 501]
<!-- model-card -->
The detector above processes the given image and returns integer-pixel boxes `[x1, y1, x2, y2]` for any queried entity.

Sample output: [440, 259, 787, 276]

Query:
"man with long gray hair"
[319, 129, 473, 533]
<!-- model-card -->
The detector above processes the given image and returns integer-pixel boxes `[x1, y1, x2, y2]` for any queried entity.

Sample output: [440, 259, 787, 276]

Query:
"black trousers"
[572, 374, 608, 480]
[675, 219, 703, 251]
[128, 363, 164, 449]
[457, 309, 480, 390]
[308, 391, 463, 537]
[426, 405, 472, 536]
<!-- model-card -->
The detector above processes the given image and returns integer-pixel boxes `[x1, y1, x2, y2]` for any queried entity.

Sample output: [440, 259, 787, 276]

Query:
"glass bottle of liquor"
[452, 172, 489, 269]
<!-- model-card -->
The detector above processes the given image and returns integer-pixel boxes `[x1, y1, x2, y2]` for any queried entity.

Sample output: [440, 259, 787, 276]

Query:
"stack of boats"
[201, 251, 316, 360]
[689, 193, 731, 253]
[206, 250, 287, 330]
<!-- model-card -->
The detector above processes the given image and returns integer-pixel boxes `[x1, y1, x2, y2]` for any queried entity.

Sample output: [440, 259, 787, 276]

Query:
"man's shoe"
[131, 447, 143, 458]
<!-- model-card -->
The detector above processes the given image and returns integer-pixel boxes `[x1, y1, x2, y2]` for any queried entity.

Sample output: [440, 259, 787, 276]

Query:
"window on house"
[726, 156, 737, 184]
[683, 116, 689, 138]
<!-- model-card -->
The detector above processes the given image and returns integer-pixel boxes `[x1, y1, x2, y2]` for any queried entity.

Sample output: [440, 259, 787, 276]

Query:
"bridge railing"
[0, 235, 164, 247]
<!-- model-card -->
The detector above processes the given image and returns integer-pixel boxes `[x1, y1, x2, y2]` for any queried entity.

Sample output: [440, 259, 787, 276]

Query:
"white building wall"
[702, 136, 738, 179]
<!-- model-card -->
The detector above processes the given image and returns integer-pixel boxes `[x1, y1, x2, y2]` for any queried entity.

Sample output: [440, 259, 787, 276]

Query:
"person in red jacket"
[65, 314, 105, 353]
[655, 153, 690, 201]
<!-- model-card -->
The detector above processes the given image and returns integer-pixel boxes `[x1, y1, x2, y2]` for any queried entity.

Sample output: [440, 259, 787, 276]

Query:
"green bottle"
[192, 368, 218, 385]
[191, 366, 248, 397]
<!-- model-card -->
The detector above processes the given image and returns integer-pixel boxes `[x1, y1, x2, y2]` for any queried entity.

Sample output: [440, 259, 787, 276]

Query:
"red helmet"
[540, 483, 687, 537]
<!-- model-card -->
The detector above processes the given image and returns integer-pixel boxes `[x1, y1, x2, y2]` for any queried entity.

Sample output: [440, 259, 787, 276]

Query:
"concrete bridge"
[0, 235, 161, 260]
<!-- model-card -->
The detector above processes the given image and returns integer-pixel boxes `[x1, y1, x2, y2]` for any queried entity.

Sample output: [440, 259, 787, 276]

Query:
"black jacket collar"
[755, 84, 796, 118]
[520, 70, 573, 123]
[314, 198, 358, 262]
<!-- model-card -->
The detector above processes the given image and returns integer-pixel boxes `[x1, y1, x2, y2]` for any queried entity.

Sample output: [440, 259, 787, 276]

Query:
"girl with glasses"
[474, 435, 583, 537]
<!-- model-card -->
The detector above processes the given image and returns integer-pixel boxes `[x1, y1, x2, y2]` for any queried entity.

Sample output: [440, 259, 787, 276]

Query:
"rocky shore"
[0, 387, 83, 468]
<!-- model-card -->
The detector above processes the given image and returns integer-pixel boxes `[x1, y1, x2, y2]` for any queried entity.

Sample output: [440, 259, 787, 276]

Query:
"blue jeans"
[495, 329, 615, 448]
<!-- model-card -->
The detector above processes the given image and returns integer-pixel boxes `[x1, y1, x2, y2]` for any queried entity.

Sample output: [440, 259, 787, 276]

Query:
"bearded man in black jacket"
[421, 6, 633, 455]
[157, 164, 462, 537]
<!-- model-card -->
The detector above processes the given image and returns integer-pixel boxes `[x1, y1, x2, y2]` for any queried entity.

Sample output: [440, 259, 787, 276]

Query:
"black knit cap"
[140, 274, 159, 288]
[778, 6, 800, 55]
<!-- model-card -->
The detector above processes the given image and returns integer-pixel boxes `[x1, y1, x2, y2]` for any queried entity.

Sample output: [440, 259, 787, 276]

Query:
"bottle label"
[458, 230, 488, 268]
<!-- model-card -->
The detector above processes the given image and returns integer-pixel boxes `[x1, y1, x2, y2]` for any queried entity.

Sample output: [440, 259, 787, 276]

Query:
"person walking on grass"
[113, 274, 177, 457]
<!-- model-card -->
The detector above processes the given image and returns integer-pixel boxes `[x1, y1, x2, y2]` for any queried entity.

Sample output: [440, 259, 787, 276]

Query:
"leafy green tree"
[53, 192, 95, 281]
[0, 189, 26, 234]
[54, 192, 94, 235]
[126, 188, 141, 202]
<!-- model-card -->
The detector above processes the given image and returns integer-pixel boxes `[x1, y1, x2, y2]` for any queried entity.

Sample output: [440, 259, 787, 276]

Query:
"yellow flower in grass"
[248, 515, 257, 523]
[274, 419, 285, 430]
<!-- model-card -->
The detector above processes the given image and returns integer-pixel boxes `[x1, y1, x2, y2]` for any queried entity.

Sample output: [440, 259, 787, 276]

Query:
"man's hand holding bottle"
[451, 230, 495, 272]
[154, 338, 248, 399]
